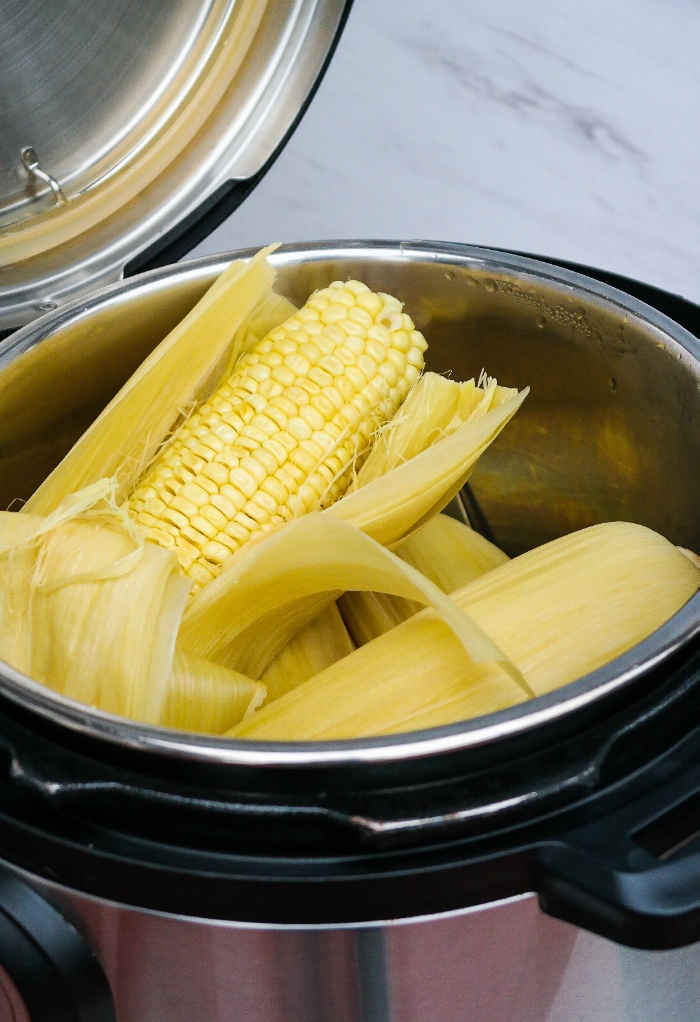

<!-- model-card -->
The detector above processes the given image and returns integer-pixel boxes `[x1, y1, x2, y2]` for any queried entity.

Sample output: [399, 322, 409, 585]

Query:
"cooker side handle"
[534, 729, 700, 951]
[0, 868, 116, 1022]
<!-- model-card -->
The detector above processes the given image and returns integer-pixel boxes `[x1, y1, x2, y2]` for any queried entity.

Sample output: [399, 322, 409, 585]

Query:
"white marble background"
[192, 0, 700, 304]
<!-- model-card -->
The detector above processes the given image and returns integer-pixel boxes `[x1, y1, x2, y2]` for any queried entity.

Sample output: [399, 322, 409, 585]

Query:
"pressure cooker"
[0, 241, 697, 1022]
[1, 1, 699, 1019]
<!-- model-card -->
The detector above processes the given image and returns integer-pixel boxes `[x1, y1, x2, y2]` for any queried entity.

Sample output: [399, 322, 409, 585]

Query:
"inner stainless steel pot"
[0, 241, 697, 767]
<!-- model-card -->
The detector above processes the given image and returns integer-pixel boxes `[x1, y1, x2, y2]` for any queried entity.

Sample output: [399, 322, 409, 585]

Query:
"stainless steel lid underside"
[0, 242, 697, 769]
[0, 0, 347, 329]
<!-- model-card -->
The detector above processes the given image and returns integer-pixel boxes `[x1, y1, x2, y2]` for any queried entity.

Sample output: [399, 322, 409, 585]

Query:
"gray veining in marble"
[191, 0, 700, 302]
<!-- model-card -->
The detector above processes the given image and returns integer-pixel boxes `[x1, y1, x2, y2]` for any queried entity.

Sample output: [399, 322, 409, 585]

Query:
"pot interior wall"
[0, 248, 697, 557]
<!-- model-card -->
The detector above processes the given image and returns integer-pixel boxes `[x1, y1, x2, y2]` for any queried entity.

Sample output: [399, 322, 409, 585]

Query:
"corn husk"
[177, 514, 525, 691]
[400, 511, 509, 587]
[679, 547, 700, 569]
[23, 246, 277, 514]
[162, 651, 265, 733]
[241, 291, 298, 353]
[355, 372, 517, 487]
[230, 522, 700, 741]
[328, 386, 528, 547]
[338, 591, 411, 649]
[0, 492, 188, 723]
[340, 513, 509, 645]
[215, 591, 342, 680]
[0, 510, 46, 672]
[2, 494, 263, 731]
[260, 602, 355, 703]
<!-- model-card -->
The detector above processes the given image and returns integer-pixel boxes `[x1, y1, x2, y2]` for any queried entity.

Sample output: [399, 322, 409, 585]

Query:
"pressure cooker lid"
[0, 0, 350, 331]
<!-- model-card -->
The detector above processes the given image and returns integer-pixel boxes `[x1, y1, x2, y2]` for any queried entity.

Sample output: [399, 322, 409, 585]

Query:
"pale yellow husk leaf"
[339, 512, 509, 644]
[217, 591, 341, 680]
[177, 514, 525, 690]
[338, 590, 411, 649]
[354, 372, 516, 487]
[399, 511, 509, 587]
[328, 387, 528, 547]
[0, 511, 45, 673]
[260, 602, 355, 703]
[162, 651, 266, 733]
[229, 522, 700, 741]
[241, 291, 299, 354]
[23, 246, 277, 514]
[210, 289, 298, 390]
[679, 547, 700, 569]
[0, 504, 188, 724]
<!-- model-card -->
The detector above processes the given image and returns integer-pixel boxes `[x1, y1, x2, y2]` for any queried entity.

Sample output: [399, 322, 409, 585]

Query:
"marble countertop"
[192, 0, 700, 304]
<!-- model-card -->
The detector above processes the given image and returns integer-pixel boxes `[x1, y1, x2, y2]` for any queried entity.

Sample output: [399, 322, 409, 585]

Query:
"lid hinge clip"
[20, 146, 67, 206]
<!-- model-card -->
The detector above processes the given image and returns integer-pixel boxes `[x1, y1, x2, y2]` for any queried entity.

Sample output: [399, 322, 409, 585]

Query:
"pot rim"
[0, 240, 698, 769]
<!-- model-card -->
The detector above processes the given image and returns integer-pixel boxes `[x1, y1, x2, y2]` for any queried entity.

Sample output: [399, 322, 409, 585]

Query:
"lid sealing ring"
[20, 147, 66, 206]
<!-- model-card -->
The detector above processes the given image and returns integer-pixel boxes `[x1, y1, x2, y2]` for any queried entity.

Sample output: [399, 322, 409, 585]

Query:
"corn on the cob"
[178, 379, 527, 678]
[126, 281, 428, 591]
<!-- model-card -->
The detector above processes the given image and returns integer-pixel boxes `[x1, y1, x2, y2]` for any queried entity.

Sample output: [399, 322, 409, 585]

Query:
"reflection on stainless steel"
[0, 963, 31, 1022]
[0, 243, 697, 769]
[458, 482, 496, 543]
[356, 929, 393, 1022]
[1, 0, 235, 227]
[55, 884, 367, 1022]
[19, 146, 66, 205]
[13, 851, 700, 1022]
[23, 868, 577, 1022]
[0, 0, 348, 328]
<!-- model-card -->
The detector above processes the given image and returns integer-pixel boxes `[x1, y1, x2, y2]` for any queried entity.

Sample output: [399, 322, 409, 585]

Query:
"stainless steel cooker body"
[0, 243, 698, 1022]
[1, 870, 696, 1022]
